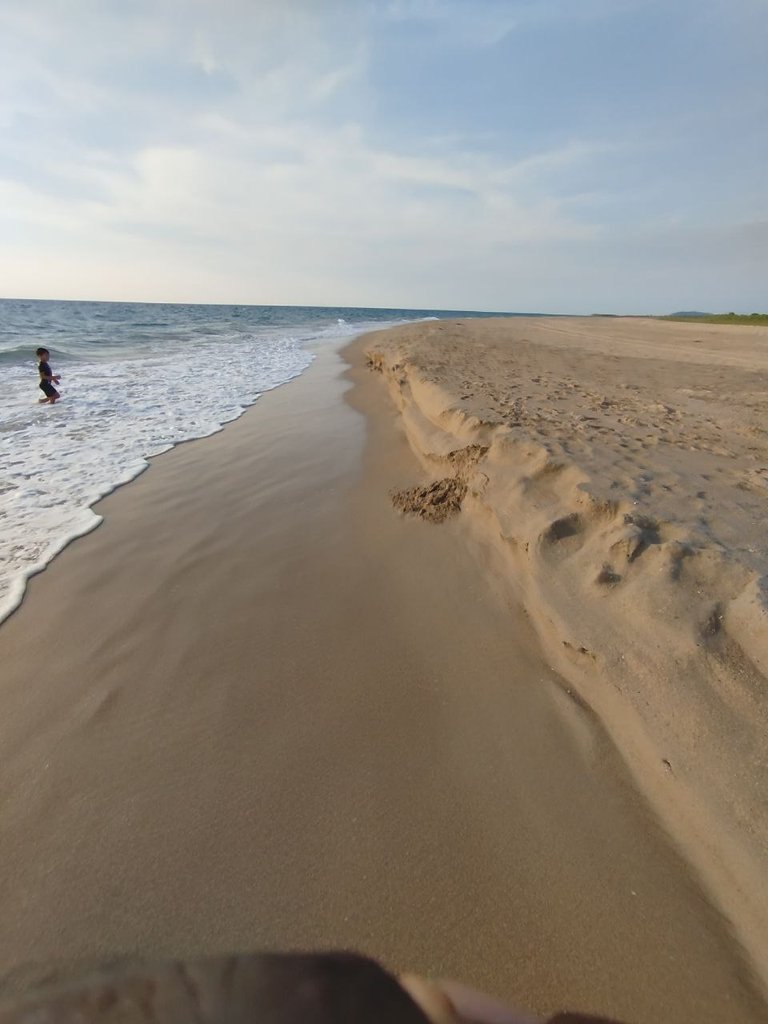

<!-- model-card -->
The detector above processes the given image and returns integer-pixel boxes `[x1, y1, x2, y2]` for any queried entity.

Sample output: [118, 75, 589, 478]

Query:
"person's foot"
[400, 974, 538, 1023]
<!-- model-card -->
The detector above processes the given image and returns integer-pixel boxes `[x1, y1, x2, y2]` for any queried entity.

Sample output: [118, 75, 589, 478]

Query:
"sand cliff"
[363, 315, 768, 986]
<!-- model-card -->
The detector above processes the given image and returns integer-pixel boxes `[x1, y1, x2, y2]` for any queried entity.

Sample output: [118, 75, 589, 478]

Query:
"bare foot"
[401, 974, 538, 1023]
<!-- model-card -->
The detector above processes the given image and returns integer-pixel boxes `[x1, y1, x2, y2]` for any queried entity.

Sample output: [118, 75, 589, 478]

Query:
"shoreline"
[359, 315, 768, 994]
[0, 336, 764, 1021]
[0, 353, 316, 629]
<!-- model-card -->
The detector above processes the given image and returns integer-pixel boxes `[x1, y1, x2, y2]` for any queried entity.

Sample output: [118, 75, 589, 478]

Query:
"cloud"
[3, 121, 602, 247]
[377, 0, 655, 47]
[0, 0, 605, 307]
[380, 0, 519, 46]
[0, 0, 765, 311]
[0, 113, 605, 308]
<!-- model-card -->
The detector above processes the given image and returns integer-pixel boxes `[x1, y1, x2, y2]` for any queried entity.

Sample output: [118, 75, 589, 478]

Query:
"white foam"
[0, 314, 424, 625]
[0, 330, 317, 624]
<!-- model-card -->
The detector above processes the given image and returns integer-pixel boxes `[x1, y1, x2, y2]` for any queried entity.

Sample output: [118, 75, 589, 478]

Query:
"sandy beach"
[364, 316, 768, 994]
[0, 322, 767, 1023]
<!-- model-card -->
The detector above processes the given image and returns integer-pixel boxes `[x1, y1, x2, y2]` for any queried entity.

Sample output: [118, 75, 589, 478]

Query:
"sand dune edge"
[355, 316, 768, 994]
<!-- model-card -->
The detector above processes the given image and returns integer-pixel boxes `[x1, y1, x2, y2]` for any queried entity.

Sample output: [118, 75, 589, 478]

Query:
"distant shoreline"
[663, 312, 768, 325]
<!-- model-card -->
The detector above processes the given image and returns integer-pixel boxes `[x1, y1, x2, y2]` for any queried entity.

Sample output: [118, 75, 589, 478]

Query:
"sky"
[0, 0, 765, 313]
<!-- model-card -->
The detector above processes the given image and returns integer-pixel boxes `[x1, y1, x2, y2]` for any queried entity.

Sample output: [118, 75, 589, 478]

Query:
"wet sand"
[0, 339, 764, 1022]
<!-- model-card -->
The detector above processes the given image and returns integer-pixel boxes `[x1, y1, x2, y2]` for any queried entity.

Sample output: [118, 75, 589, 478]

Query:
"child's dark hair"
[36, 347, 49, 357]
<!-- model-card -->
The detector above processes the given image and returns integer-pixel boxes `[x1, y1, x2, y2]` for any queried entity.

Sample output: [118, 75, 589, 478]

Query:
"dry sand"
[364, 315, 768, 1002]
[0, 334, 765, 1022]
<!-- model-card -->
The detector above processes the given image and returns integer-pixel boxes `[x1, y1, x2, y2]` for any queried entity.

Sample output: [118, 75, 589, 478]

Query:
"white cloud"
[0, 0, 604, 304]
[0, 112, 604, 307]
[0, 0, 764, 310]
[381, 0, 519, 46]
[378, 0, 656, 47]
[3, 121, 601, 244]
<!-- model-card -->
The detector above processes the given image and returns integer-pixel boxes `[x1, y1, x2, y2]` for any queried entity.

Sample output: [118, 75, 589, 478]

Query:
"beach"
[363, 316, 768, 991]
[0, 319, 766, 1022]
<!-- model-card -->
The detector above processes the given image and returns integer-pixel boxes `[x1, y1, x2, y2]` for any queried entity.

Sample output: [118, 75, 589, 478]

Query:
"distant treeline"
[664, 312, 768, 325]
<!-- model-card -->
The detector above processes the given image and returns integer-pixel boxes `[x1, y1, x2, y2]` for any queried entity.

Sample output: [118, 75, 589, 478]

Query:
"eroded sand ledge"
[361, 315, 768, 987]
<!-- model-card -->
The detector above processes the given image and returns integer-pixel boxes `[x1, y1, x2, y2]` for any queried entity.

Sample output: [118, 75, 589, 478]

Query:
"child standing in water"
[36, 347, 60, 404]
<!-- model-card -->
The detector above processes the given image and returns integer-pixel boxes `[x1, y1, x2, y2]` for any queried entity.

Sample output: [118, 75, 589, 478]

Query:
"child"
[36, 347, 61, 404]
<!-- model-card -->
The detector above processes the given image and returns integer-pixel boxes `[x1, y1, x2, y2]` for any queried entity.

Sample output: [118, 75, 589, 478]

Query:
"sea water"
[0, 299, 499, 624]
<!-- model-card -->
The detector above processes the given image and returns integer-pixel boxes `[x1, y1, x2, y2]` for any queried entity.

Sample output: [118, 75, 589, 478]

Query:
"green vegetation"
[663, 312, 768, 325]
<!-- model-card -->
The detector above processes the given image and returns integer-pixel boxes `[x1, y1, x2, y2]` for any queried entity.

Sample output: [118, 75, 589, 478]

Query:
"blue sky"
[0, 0, 765, 312]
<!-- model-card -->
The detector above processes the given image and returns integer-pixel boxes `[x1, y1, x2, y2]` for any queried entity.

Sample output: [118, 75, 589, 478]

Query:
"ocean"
[0, 298, 508, 624]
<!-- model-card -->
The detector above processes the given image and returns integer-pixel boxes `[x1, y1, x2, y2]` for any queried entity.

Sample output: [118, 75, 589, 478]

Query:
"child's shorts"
[39, 380, 58, 398]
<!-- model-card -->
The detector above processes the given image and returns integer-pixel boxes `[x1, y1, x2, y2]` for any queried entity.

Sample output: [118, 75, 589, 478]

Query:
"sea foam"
[1, 298, 496, 624]
[0, 307, 412, 625]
